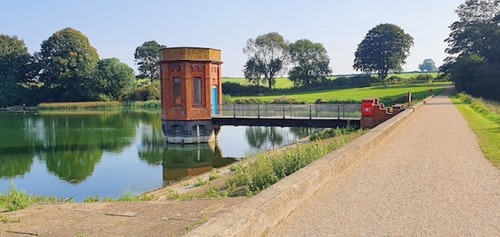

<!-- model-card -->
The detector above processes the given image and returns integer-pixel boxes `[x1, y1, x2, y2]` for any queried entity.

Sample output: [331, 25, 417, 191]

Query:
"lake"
[0, 111, 315, 201]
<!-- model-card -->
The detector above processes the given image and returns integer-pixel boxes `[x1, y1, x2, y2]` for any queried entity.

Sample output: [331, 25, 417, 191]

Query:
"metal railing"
[215, 104, 361, 119]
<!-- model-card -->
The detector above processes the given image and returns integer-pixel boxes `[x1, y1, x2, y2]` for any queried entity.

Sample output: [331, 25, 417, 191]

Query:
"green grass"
[233, 82, 450, 104]
[453, 93, 500, 168]
[223, 77, 294, 89]
[226, 129, 366, 196]
[37, 100, 160, 110]
[0, 181, 72, 212]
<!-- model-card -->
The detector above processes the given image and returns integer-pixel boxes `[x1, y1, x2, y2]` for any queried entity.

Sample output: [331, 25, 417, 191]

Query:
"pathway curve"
[268, 92, 500, 236]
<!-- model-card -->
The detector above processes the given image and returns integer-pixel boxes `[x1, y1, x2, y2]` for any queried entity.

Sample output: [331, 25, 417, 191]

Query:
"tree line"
[0, 28, 164, 107]
[441, 0, 500, 101]
[242, 23, 416, 90]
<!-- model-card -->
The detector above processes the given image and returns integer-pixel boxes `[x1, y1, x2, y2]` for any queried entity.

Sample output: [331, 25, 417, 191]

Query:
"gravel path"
[267, 92, 500, 236]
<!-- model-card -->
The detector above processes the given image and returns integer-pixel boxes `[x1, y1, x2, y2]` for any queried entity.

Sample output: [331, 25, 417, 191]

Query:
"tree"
[0, 34, 31, 107]
[288, 39, 331, 88]
[95, 58, 135, 100]
[37, 28, 99, 102]
[419, 58, 438, 72]
[445, 0, 500, 61]
[134, 40, 165, 80]
[442, 0, 500, 101]
[243, 32, 288, 89]
[353, 23, 414, 80]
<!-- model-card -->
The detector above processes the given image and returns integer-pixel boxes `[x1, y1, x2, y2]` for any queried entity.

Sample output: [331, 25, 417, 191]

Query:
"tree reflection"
[245, 127, 285, 149]
[0, 114, 36, 178]
[36, 112, 137, 183]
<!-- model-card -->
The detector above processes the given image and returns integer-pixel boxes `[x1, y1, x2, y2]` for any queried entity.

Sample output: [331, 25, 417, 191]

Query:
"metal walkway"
[212, 104, 361, 128]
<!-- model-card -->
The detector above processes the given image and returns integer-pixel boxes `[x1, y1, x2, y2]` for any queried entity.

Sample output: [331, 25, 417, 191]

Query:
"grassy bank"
[164, 128, 366, 200]
[0, 182, 72, 212]
[37, 100, 160, 110]
[453, 93, 500, 168]
[232, 83, 450, 105]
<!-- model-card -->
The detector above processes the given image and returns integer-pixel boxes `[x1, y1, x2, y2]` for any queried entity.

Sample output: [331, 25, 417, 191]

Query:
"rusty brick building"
[159, 47, 222, 143]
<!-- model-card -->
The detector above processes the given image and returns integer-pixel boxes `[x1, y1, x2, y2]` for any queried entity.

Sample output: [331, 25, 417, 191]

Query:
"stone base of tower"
[162, 120, 216, 144]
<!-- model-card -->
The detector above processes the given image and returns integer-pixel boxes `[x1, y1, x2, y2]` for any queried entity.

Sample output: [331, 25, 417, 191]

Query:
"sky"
[1, 0, 464, 77]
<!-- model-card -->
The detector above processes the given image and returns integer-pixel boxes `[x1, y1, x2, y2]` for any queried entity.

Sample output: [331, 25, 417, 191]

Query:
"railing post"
[309, 105, 312, 119]
[265, 104, 268, 117]
[282, 104, 285, 119]
[315, 104, 318, 117]
[342, 104, 345, 118]
[257, 104, 260, 118]
[337, 104, 340, 119]
[233, 104, 236, 118]
[290, 104, 292, 117]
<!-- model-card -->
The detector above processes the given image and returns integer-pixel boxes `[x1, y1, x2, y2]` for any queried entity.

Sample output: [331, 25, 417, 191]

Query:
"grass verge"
[453, 93, 500, 168]
[0, 181, 72, 212]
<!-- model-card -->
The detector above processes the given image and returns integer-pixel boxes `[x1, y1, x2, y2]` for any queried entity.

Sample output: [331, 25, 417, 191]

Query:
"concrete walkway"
[268, 92, 500, 236]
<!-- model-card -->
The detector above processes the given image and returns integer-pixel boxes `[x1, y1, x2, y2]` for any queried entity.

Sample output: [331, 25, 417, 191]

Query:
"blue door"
[212, 87, 218, 115]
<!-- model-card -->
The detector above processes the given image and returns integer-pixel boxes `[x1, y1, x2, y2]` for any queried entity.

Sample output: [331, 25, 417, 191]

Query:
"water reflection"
[162, 143, 235, 183]
[0, 111, 316, 200]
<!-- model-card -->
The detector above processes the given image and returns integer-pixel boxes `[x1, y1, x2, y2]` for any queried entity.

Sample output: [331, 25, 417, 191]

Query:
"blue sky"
[1, 0, 463, 76]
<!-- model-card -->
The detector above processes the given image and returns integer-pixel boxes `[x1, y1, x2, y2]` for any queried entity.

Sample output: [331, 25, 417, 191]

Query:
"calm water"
[0, 111, 315, 201]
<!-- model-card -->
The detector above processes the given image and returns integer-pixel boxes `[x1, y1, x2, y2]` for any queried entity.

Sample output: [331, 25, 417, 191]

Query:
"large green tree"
[134, 40, 165, 80]
[0, 35, 32, 107]
[353, 23, 414, 80]
[442, 0, 500, 100]
[95, 58, 135, 100]
[243, 32, 288, 89]
[288, 39, 331, 88]
[37, 28, 99, 102]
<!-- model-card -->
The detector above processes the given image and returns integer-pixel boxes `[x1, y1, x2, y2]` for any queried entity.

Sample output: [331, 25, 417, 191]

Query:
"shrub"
[270, 96, 305, 104]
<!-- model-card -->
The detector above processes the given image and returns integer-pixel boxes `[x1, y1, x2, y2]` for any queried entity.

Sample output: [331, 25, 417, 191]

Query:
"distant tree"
[0, 34, 32, 107]
[95, 58, 135, 100]
[37, 28, 100, 102]
[243, 57, 264, 86]
[243, 32, 288, 89]
[418, 58, 438, 72]
[134, 40, 165, 80]
[353, 23, 414, 80]
[288, 39, 331, 88]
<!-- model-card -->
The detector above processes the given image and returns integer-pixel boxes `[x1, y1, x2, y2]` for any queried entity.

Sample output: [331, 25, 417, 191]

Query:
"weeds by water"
[37, 100, 161, 110]
[0, 181, 72, 212]
[226, 129, 365, 196]
[83, 191, 158, 203]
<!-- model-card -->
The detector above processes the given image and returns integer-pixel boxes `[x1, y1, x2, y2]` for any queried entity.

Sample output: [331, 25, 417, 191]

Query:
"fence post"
[282, 104, 285, 119]
[337, 104, 340, 119]
[342, 104, 345, 118]
[309, 105, 312, 119]
[233, 104, 236, 118]
[265, 104, 268, 117]
[290, 104, 292, 117]
[257, 104, 260, 118]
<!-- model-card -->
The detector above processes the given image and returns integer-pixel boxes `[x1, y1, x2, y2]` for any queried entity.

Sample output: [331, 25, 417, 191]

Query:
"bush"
[270, 96, 305, 104]
[125, 80, 160, 101]
[233, 97, 264, 104]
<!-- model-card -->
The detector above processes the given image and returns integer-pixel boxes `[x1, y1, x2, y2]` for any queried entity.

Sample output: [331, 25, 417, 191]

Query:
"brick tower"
[159, 47, 223, 144]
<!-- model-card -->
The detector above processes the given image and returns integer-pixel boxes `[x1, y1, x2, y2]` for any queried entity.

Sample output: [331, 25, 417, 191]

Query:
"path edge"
[185, 96, 433, 237]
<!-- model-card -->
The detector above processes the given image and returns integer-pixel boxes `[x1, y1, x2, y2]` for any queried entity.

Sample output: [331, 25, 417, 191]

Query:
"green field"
[453, 95, 500, 168]
[223, 72, 439, 90]
[232, 82, 451, 104]
[223, 77, 294, 89]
